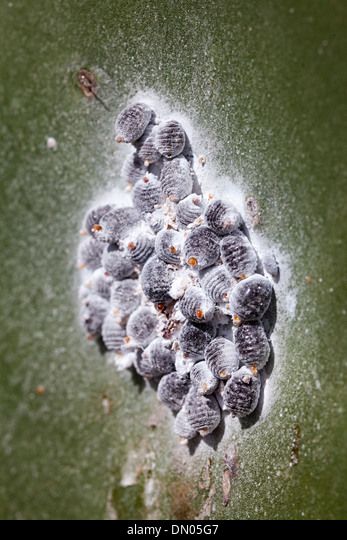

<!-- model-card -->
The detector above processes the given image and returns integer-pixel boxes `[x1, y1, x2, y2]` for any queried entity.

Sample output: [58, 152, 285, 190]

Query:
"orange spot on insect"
[115, 135, 124, 143]
[250, 365, 258, 376]
[187, 256, 198, 267]
[169, 245, 177, 254]
[233, 314, 242, 326]
[155, 303, 165, 312]
[35, 385, 46, 396]
[143, 176, 150, 184]
[79, 229, 88, 237]
[195, 309, 204, 320]
[124, 336, 131, 344]
[192, 197, 201, 206]
[208, 193, 215, 200]
[91, 223, 102, 232]
[237, 273, 247, 281]
[127, 241, 136, 251]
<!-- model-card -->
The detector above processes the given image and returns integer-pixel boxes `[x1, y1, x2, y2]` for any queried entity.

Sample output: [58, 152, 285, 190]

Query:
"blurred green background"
[0, 0, 346, 519]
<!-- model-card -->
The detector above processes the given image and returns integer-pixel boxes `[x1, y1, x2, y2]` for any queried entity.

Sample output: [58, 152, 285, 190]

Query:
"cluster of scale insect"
[77, 101, 278, 443]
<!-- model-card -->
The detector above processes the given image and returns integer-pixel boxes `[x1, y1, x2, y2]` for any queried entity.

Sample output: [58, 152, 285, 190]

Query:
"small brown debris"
[199, 457, 213, 491]
[196, 483, 216, 520]
[222, 469, 231, 507]
[222, 445, 239, 506]
[162, 315, 181, 339]
[127, 241, 136, 251]
[35, 385, 46, 396]
[250, 365, 258, 376]
[77, 68, 97, 98]
[290, 423, 301, 466]
[305, 275, 313, 285]
[77, 68, 110, 111]
[146, 415, 158, 430]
